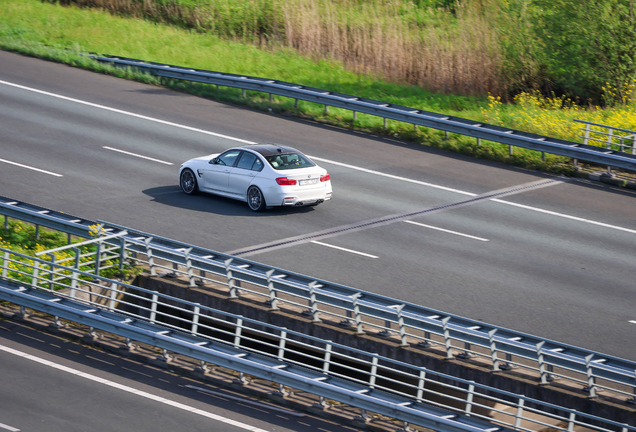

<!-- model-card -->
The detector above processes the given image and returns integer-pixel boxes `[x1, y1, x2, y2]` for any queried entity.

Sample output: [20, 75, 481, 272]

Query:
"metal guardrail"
[2, 196, 636, 407]
[1, 255, 634, 432]
[88, 54, 636, 172]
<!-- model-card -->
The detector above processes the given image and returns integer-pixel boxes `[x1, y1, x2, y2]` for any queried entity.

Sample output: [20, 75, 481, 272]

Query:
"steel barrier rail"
[0, 283, 512, 432]
[2, 195, 636, 403]
[88, 54, 636, 172]
[0, 257, 634, 432]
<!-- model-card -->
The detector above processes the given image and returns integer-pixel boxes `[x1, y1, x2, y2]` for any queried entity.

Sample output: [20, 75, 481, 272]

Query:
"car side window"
[217, 150, 241, 167]
[251, 158, 264, 171]
[236, 151, 257, 170]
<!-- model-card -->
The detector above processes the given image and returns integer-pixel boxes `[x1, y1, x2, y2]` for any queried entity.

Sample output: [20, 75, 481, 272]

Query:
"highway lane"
[0, 320, 359, 432]
[0, 51, 635, 360]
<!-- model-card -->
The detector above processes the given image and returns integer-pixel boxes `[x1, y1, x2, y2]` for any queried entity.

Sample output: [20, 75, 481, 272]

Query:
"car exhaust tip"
[295, 202, 304, 206]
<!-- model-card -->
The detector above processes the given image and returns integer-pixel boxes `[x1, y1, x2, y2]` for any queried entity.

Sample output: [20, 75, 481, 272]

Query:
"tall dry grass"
[54, 0, 506, 96]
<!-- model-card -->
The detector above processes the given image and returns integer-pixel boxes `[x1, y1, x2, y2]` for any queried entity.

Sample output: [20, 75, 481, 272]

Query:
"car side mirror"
[209, 158, 218, 164]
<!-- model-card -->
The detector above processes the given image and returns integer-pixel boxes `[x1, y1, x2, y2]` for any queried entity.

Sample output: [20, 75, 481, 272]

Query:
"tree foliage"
[531, 0, 636, 104]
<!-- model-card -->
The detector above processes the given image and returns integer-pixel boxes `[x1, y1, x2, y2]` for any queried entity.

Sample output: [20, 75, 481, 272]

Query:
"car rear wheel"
[180, 169, 198, 195]
[247, 186, 266, 212]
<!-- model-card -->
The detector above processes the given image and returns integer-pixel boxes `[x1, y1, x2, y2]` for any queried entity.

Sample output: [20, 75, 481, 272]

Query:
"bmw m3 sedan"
[179, 144, 332, 211]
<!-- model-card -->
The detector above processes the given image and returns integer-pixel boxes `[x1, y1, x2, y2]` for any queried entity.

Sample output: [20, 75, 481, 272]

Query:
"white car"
[179, 144, 333, 211]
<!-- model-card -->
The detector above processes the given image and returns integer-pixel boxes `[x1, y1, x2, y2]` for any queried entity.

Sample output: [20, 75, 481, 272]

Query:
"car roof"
[241, 144, 300, 157]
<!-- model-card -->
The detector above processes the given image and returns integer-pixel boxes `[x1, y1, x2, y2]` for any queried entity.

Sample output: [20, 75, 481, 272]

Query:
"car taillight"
[320, 173, 330, 182]
[276, 177, 297, 185]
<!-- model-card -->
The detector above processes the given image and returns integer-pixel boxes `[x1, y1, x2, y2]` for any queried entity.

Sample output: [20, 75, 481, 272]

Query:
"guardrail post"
[225, 258, 239, 299]
[308, 281, 320, 322]
[2, 251, 9, 279]
[278, 328, 287, 361]
[35, 224, 39, 240]
[265, 269, 279, 311]
[322, 341, 332, 375]
[31, 261, 40, 289]
[369, 354, 379, 389]
[416, 369, 426, 402]
[383, 118, 387, 129]
[108, 282, 118, 310]
[3, 214, 7, 230]
[94, 240, 102, 279]
[149, 292, 159, 323]
[324, 105, 329, 115]
[242, 89, 246, 99]
[47, 254, 56, 291]
[191, 303, 200, 334]
[70, 248, 80, 298]
[537, 341, 555, 384]
[234, 317, 243, 348]
[396, 304, 408, 347]
[567, 411, 576, 432]
[585, 354, 597, 398]
[118, 237, 127, 272]
[488, 329, 500, 371]
[465, 382, 475, 416]
[514, 397, 525, 430]
[352, 293, 364, 335]
[183, 247, 195, 287]
[509, 145, 514, 155]
[441, 317, 454, 359]
[145, 237, 157, 276]
[353, 111, 357, 122]
[477, 137, 481, 147]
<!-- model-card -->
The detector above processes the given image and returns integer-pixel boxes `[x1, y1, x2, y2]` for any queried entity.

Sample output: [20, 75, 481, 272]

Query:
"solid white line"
[491, 199, 636, 235]
[629, 321, 636, 325]
[0, 422, 20, 432]
[0, 79, 254, 144]
[3, 79, 634, 237]
[0, 158, 63, 177]
[311, 240, 379, 258]
[403, 220, 489, 242]
[308, 156, 476, 196]
[0, 344, 269, 432]
[103, 146, 174, 165]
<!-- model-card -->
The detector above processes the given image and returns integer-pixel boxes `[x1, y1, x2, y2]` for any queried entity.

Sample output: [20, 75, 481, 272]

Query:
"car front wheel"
[247, 186, 266, 211]
[180, 169, 198, 195]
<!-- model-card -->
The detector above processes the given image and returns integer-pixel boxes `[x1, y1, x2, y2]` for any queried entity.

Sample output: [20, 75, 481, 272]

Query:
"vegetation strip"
[0, 0, 634, 177]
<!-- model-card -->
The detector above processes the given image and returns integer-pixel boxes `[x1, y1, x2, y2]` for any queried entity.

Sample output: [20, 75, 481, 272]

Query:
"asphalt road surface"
[0, 51, 634, 362]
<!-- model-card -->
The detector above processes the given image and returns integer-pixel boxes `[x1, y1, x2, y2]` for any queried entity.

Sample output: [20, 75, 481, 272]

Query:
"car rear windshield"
[265, 152, 316, 170]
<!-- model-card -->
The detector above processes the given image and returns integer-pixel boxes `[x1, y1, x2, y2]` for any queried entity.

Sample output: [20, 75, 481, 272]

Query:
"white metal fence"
[1, 197, 635, 407]
[1, 250, 634, 432]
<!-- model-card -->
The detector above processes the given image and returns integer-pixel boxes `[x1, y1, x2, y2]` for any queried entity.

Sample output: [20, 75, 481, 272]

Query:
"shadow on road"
[141, 185, 318, 217]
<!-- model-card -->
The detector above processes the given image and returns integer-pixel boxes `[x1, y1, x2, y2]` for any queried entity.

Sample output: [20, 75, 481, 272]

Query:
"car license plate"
[299, 178, 318, 186]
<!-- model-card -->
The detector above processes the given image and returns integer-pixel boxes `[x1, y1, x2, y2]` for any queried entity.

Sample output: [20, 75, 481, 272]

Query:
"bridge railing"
[1, 196, 635, 406]
[1, 250, 634, 432]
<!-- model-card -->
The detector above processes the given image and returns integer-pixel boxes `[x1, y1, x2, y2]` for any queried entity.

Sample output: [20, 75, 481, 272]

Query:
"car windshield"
[265, 152, 315, 170]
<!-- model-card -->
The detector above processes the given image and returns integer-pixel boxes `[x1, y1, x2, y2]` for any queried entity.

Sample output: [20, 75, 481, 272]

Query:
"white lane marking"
[3, 79, 634, 237]
[313, 155, 636, 236]
[103, 146, 173, 165]
[0, 344, 269, 432]
[0, 80, 253, 144]
[403, 220, 489, 242]
[0, 158, 63, 177]
[308, 156, 476, 196]
[491, 199, 636, 235]
[0, 422, 20, 432]
[629, 321, 636, 325]
[311, 240, 379, 258]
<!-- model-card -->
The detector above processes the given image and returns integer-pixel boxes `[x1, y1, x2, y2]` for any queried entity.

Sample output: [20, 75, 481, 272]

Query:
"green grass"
[0, 0, 601, 176]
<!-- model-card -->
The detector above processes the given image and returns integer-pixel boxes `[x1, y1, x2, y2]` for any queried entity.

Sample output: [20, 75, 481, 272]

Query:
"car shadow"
[142, 185, 318, 216]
